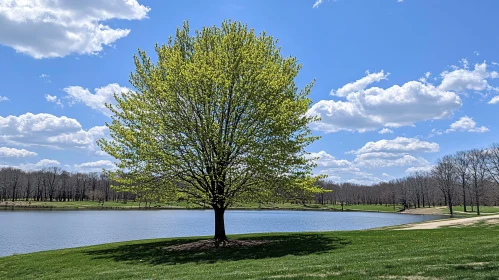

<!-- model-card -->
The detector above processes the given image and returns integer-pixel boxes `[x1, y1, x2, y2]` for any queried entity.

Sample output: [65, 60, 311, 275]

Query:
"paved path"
[398, 214, 499, 230]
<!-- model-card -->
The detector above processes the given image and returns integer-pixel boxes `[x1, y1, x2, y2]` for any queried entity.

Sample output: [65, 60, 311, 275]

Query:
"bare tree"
[42, 167, 62, 202]
[468, 149, 489, 215]
[487, 143, 499, 187]
[433, 156, 458, 216]
[453, 151, 470, 212]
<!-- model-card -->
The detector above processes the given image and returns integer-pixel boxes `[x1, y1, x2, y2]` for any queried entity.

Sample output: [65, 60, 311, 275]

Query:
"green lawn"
[445, 205, 499, 215]
[2, 200, 402, 213]
[2, 225, 499, 279]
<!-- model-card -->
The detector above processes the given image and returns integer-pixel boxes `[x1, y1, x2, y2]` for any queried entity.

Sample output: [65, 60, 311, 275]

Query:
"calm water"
[0, 210, 442, 257]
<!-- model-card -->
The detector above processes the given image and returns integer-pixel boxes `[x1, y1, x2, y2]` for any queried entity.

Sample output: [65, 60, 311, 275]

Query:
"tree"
[433, 156, 458, 216]
[487, 143, 499, 187]
[468, 149, 489, 215]
[99, 21, 325, 243]
[453, 151, 470, 212]
[42, 167, 62, 202]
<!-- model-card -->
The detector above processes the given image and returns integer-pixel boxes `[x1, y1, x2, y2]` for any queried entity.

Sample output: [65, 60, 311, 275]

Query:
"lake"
[0, 209, 443, 257]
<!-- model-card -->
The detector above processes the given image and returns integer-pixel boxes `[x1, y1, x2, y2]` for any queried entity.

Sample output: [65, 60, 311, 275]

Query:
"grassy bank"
[440, 205, 499, 216]
[0, 200, 402, 213]
[1, 224, 498, 279]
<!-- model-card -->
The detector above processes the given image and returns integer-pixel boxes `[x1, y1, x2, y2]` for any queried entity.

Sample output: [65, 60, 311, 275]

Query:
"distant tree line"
[312, 143, 499, 215]
[2, 144, 499, 215]
[0, 167, 126, 203]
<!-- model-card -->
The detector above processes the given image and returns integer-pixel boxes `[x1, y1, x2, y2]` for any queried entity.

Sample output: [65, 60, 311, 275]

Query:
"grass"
[2, 225, 499, 279]
[444, 205, 499, 215]
[1, 200, 402, 213]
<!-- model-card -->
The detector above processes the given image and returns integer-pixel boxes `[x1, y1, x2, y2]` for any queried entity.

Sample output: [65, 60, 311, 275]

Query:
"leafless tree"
[487, 143, 499, 187]
[433, 156, 458, 216]
[453, 150, 470, 212]
[468, 149, 489, 215]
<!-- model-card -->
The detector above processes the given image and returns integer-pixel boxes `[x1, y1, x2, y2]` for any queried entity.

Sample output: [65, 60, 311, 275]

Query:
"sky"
[0, 0, 498, 183]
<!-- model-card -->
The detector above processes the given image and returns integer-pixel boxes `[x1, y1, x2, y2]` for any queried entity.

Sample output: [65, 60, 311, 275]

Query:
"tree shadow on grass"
[85, 233, 351, 265]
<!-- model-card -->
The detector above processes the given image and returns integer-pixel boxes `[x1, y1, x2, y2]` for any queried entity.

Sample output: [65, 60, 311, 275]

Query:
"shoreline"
[0, 204, 412, 214]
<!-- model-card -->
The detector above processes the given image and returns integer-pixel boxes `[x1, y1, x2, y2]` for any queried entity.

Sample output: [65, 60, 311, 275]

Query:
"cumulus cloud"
[405, 165, 434, 174]
[379, 128, 393, 134]
[44, 94, 62, 106]
[354, 152, 430, 168]
[350, 137, 438, 168]
[0, 0, 150, 58]
[3, 159, 62, 171]
[307, 72, 462, 133]
[489, 96, 499, 104]
[74, 160, 116, 172]
[0, 147, 37, 157]
[63, 83, 129, 116]
[333, 70, 389, 97]
[352, 137, 439, 154]
[0, 113, 107, 150]
[44, 94, 57, 102]
[445, 116, 489, 133]
[438, 62, 498, 93]
[308, 151, 381, 185]
[0, 96, 8, 102]
[308, 61, 499, 133]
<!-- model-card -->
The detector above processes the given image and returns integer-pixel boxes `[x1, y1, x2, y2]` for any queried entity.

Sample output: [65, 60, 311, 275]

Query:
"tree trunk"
[462, 180, 467, 212]
[448, 194, 454, 217]
[476, 192, 480, 216]
[214, 207, 227, 242]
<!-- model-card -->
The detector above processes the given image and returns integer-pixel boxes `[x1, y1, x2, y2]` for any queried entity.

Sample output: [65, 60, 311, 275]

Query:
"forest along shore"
[0, 201, 406, 213]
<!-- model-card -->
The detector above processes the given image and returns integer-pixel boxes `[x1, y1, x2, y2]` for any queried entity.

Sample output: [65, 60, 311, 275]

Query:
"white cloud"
[352, 137, 439, 154]
[334, 70, 389, 97]
[397, 0, 404, 3]
[405, 165, 434, 174]
[39, 74, 49, 78]
[74, 160, 116, 172]
[382, 173, 390, 177]
[0, 147, 37, 157]
[354, 152, 430, 168]
[307, 71, 462, 133]
[313, 0, 323, 8]
[0, 113, 107, 150]
[308, 61, 499, 133]
[438, 62, 498, 93]
[63, 83, 129, 116]
[350, 137, 438, 168]
[6, 159, 61, 171]
[489, 96, 499, 104]
[474, 51, 480, 56]
[0, 96, 8, 102]
[308, 151, 381, 185]
[0, 0, 150, 58]
[45, 94, 62, 107]
[379, 128, 393, 134]
[44, 94, 57, 102]
[95, 150, 110, 157]
[445, 116, 489, 133]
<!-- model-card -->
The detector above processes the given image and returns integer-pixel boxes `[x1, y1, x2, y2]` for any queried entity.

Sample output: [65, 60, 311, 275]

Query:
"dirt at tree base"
[167, 239, 270, 251]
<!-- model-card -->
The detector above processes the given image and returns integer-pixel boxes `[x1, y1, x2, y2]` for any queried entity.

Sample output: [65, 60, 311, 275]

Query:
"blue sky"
[0, 0, 498, 183]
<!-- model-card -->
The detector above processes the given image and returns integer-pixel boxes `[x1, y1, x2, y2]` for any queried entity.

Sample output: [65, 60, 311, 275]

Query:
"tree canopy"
[99, 20, 325, 241]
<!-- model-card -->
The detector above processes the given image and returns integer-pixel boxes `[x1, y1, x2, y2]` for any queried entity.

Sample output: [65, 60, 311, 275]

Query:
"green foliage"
[99, 20, 324, 209]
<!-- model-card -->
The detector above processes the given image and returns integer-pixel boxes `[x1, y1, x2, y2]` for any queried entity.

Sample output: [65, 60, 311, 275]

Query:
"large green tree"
[99, 21, 325, 242]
